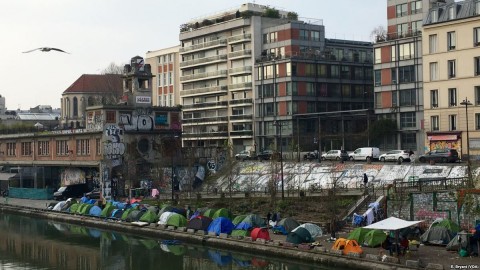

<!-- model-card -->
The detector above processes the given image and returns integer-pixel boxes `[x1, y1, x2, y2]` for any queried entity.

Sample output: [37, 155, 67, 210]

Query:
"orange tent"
[331, 238, 363, 255]
[251, 228, 271, 241]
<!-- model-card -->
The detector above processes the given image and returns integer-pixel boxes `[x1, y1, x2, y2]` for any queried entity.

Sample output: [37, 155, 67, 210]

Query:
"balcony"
[182, 101, 228, 110]
[180, 38, 227, 54]
[180, 85, 227, 97]
[228, 82, 252, 91]
[180, 70, 227, 82]
[230, 130, 253, 137]
[228, 33, 251, 44]
[228, 66, 252, 75]
[182, 131, 229, 138]
[230, 114, 253, 121]
[182, 116, 229, 125]
[180, 54, 227, 68]
[229, 98, 253, 105]
[228, 49, 252, 59]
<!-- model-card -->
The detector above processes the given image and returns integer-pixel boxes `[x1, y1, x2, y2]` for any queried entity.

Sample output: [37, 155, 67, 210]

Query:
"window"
[6, 142, 15, 156]
[399, 89, 416, 106]
[430, 62, 438, 81]
[447, 32, 456, 50]
[397, 23, 408, 37]
[476, 1, 480, 14]
[38, 141, 49, 156]
[410, 1, 422, 14]
[374, 70, 381, 86]
[448, 60, 456, 78]
[476, 113, 480, 130]
[431, 9, 438, 23]
[391, 68, 397, 84]
[448, 88, 457, 106]
[21, 142, 32, 156]
[476, 86, 480, 105]
[106, 111, 116, 123]
[400, 112, 416, 128]
[449, 115, 457, 131]
[398, 65, 415, 83]
[396, 3, 408, 17]
[448, 6, 456, 20]
[375, 92, 382, 108]
[474, 27, 480, 46]
[374, 48, 381, 64]
[412, 21, 421, 34]
[392, 91, 398, 107]
[391, 45, 396, 61]
[431, 89, 439, 108]
[96, 138, 101, 155]
[76, 139, 90, 156]
[475, 57, 480, 76]
[56, 140, 69, 156]
[431, 115, 439, 131]
[429, 34, 437, 53]
[399, 42, 414, 60]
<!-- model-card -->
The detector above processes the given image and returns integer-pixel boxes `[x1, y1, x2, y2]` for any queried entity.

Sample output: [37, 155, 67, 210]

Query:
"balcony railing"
[182, 116, 229, 124]
[180, 54, 227, 67]
[182, 101, 228, 110]
[394, 177, 469, 193]
[228, 66, 252, 75]
[182, 131, 229, 138]
[180, 85, 227, 96]
[228, 33, 251, 43]
[229, 98, 253, 105]
[230, 114, 253, 120]
[228, 82, 252, 90]
[230, 130, 253, 136]
[180, 38, 227, 53]
[375, 30, 422, 43]
[180, 70, 227, 82]
[228, 49, 252, 58]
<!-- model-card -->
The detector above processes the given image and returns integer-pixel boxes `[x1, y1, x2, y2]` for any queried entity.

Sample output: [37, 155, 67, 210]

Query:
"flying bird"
[22, 47, 70, 54]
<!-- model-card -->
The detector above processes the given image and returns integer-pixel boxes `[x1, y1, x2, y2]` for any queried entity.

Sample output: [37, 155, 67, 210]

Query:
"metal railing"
[394, 177, 469, 193]
[180, 54, 227, 67]
[179, 38, 227, 53]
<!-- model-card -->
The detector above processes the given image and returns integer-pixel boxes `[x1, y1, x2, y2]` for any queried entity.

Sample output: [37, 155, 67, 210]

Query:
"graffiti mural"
[119, 108, 154, 131]
[61, 168, 86, 186]
[104, 125, 125, 160]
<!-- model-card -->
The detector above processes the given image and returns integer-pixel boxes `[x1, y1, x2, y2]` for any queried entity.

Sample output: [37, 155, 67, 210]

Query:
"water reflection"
[0, 213, 349, 270]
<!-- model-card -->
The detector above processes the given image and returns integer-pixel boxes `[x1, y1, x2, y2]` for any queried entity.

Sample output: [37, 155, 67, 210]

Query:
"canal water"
[0, 213, 357, 270]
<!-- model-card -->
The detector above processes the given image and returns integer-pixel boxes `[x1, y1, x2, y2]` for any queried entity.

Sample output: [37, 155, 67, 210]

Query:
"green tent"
[158, 205, 174, 216]
[212, 208, 232, 219]
[69, 203, 80, 213]
[434, 219, 461, 233]
[286, 227, 314, 244]
[100, 204, 115, 218]
[347, 227, 371, 244]
[242, 214, 266, 228]
[231, 229, 250, 237]
[75, 203, 86, 214]
[203, 208, 217, 218]
[363, 229, 387, 247]
[232, 215, 247, 226]
[140, 210, 158, 223]
[80, 204, 93, 215]
[166, 213, 187, 227]
[121, 208, 134, 221]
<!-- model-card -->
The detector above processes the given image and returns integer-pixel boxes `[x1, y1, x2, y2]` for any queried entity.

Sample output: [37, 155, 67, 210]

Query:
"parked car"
[235, 150, 255, 161]
[418, 149, 459, 163]
[257, 150, 274, 161]
[53, 183, 89, 201]
[85, 188, 101, 199]
[304, 151, 319, 161]
[340, 150, 350, 161]
[321, 150, 344, 161]
[349, 147, 380, 161]
[379, 150, 411, 162]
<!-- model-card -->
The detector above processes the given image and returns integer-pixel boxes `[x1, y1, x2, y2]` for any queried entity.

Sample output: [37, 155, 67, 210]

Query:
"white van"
[349, 147, 380, 161]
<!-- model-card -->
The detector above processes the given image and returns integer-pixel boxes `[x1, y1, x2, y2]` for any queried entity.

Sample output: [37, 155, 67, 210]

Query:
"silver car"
[379, 150, 411, 162]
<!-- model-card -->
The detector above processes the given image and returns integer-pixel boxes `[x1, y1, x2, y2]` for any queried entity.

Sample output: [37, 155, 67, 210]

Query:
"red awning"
[428, 135, 458, 141]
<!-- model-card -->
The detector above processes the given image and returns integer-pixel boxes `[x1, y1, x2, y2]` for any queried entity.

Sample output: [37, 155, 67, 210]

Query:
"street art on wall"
[61, 168, 86, 186]
[104, 125, 125, 160]
[428, 140, 461, 153]
[119, 108, 154, 131]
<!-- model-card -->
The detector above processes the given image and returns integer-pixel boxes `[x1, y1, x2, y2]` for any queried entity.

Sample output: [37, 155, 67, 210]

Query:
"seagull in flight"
[22, 47, 70, 54]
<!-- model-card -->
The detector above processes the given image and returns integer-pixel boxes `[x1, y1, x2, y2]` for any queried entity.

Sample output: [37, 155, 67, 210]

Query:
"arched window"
[73, 97, 78, 117]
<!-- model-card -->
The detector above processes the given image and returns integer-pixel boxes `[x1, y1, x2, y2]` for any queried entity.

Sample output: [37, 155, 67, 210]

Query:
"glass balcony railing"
[180, 70, 227, 82]
[180, 54, 227, 67]
[180, 85, 227, 96]
[180, 38, 227, 53]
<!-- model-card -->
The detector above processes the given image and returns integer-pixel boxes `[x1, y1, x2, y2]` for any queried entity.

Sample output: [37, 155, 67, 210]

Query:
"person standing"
[266, 211, 272, 228]
[363, 173, 368, 186]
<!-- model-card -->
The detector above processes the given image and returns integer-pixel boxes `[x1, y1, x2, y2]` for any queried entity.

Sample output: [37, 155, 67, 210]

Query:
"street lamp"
[460, 98, 473, 186]
[273, 120, 284, 200]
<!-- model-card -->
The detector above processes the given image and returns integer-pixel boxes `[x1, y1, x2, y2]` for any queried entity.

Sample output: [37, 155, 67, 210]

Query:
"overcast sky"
[0, 0, 386, 110]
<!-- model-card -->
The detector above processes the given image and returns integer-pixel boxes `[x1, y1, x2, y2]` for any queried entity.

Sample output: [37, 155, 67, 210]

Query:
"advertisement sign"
[136, 96, 151, 104]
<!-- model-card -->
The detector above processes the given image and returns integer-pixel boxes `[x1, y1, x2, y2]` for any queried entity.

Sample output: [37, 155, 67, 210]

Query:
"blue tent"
[80, 197, 89, 203]
[234, 221, 252, 231]
[89, 206, 102, 216]
[207, 217, 234, 236]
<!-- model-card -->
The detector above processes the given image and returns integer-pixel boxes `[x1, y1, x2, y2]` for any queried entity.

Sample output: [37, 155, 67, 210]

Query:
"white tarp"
[364, 217, 423, 231]
[158, 211, 175, 225]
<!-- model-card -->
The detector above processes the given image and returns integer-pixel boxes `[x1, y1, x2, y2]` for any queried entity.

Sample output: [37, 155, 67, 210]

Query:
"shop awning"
[0, 173, 17, 181]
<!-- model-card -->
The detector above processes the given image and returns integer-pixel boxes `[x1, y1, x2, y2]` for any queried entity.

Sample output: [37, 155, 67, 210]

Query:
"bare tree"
[100, 62, 125, 75]
[370, 25, 387, 42]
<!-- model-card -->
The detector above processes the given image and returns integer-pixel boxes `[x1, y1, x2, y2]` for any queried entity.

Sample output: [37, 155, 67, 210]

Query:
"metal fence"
[393, 177, 469, 193]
